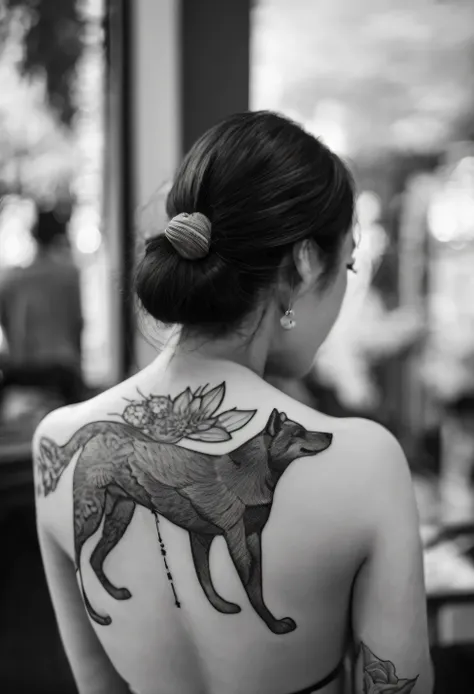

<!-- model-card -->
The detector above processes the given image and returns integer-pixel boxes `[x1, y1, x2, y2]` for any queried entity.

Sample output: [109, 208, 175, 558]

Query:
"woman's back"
[35, 110, 432, 693]
[35, 354, 430, 694]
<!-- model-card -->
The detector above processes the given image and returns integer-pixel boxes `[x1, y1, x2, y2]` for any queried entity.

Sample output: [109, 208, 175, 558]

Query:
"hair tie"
[164, 212, 212, 260]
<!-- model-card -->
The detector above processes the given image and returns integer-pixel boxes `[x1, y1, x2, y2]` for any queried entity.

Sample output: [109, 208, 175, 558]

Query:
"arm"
[34, 417, 130, 694]
[351, 426, 434, 694]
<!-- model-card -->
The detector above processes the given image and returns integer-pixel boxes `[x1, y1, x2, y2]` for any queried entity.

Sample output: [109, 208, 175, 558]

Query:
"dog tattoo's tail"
[36, 421, 112, 496]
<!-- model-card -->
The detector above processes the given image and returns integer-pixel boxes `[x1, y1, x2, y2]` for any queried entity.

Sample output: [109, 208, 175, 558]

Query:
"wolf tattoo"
[37, 385, 332, 635]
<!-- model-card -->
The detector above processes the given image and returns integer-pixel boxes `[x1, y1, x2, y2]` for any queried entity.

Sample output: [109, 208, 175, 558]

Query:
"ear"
[292, 239, 323, 292]
[266, 409, 282, 437]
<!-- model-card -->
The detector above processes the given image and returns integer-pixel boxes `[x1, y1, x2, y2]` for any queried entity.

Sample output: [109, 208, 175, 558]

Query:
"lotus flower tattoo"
[121, 382, 253, 443]
[361, 643, 419, 694]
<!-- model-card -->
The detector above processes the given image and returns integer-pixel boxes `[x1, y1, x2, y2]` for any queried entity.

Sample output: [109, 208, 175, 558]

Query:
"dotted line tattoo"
[154, 512, 181, 608]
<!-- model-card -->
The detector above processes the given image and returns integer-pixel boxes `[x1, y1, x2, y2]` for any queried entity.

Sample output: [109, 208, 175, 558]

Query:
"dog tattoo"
[36, 382, 333, 634]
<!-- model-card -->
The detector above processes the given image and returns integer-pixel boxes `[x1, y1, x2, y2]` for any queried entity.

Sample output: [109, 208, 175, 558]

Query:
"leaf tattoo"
[361, 642, 419, 694]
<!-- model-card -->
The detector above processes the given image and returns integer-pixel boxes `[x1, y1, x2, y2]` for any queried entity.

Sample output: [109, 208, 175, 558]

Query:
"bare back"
[34, 356, 432, 694]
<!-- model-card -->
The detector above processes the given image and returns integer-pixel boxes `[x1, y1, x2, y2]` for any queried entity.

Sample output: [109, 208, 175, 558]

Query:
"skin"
[34, 231, 433, 694]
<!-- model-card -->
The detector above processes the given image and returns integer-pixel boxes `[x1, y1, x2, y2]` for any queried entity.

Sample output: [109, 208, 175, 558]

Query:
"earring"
[280, 308, 296, 330]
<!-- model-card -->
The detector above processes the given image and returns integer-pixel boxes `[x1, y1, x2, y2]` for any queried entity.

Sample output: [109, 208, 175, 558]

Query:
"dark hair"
[136, 110, 355, 338]
[32, 210, 67, 247]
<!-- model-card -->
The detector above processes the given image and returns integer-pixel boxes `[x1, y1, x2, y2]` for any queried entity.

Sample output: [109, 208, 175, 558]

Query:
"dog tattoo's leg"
[224, 521, 252, 586]
[90, 496, 135, 600]
[190, 532, 241, 614]
[224, 524, 296, 633]
[74, 477, 112, 625]
[246, 532, 296, 634]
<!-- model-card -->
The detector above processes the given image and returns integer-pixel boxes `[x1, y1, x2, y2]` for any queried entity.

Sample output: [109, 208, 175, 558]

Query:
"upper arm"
[351, 424, 433, 694]
[33, 416, 130, 694]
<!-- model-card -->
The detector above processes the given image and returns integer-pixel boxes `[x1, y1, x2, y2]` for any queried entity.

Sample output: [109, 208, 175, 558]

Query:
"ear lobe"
[266, 409, 281, 437]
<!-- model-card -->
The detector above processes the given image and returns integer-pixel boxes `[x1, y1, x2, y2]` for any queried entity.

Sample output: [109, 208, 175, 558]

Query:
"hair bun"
[164, 212, 211, 260]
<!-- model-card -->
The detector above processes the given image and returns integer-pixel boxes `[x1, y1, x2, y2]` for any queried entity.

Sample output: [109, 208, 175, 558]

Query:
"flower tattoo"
[121, 382, 254, 442]
[361, 643, 419, 694]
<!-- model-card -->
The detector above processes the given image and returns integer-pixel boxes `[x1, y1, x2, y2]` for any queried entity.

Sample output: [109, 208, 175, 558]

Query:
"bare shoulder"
[34, 403, 77, 438]
[33, 402, 89, 463]
[33, 381, 125, 446]
[315, 415, 419, 550]
[332, 416, 409, 470]
[316, 414, 415, 507]
[272, 396, 417, 539]
[336, 416, 414, 496]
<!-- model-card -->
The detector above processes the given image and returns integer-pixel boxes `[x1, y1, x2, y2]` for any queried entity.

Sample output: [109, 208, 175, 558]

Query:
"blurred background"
[0, 0, 473, 691]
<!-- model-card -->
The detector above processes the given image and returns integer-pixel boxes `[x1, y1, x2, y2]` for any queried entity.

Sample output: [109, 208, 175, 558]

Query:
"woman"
[34, 112, 433, 694]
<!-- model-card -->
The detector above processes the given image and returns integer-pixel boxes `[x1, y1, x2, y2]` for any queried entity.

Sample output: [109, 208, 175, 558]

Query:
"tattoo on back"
[36, 382, 333, 634]
[359, 642, 419, 693]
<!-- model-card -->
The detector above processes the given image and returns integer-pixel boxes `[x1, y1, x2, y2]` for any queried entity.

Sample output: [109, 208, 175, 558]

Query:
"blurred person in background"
[0, 208, 84, 418]
[34, 112, 432, 694]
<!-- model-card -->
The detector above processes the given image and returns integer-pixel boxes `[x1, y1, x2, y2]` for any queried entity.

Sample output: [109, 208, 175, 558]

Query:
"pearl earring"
[280, 308, 296, 330]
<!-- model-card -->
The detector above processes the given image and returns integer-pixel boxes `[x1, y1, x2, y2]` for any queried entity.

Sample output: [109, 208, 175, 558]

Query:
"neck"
[167, 307, 277, 377]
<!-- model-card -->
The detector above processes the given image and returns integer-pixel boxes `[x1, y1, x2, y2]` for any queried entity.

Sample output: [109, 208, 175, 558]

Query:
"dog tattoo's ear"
[266, 409, 282, 437]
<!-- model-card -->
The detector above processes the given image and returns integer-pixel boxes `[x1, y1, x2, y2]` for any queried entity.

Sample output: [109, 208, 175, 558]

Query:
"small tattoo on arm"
[359, 642, 419, 693]
[36, 381, 334, 634]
